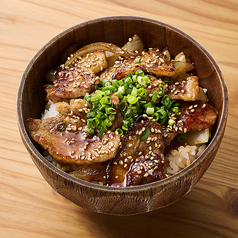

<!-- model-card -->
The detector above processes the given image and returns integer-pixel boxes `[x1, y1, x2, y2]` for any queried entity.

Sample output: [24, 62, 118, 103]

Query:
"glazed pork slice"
[26, 101, 120, 165]
[178, 101, 218, 133]
[141, 75, 199, 103]
[167, 76, 200, 101]
[45, 50, 107, 102]
[100, 48, 176, 81]
[163, 101, 218, 147]
[107, 117, 166, 187]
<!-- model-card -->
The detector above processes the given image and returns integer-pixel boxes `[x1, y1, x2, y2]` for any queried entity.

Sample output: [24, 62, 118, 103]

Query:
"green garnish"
[57, 122, 65, 131]
[140, 128, 151, 141]
[163, 78, 170, 84]
[84, 69, 180, 138]
[177, 134, 187, 143]
[135, 57, 141, 64]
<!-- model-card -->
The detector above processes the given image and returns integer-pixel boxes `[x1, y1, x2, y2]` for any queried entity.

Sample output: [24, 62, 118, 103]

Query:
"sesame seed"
[144, 173, 149, 177]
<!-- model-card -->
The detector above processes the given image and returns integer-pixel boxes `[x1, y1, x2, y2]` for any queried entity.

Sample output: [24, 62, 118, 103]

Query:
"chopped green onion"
[115, 128, 124, 136]
[158, 84, 165, 96]
[86, 111, 96, 118]
[124, 76, 133, 84]
[118, 101, 127, 111]
[161, 95, 171, 108]
[163, 78, 170, 84]
[135, 69, 144, 76]
[118, 86, 125, 95]
[102, 85, 116, 93]
[146, 107, 154, 115]
[171, 106, 180, 114]
[96, 82, 104, 89]
[103, 118, 112, 127]
[85, 69, 180, 138]
[137, 76, 150, 86]
[143, 76, 151, 84]
[105, 107, 116, 114]
[151, 91, 159, 102]
[99, 125, 105, 138]
[135, 57, 141, 63]
[131, 87, 137, 96]
[112, 79, 118, 87]
[132, 75, 137, 82]
[177, 134, 187, 142]
[100, 96, 111, 104]
[127, 95, 138, 104]
[101, 79, 112, 86]
[125, 108, 133, 118]
[84, 94, 91, 101]
[137, 88, 148, 98]
[57, 122, 65, 131]
[168, 118, 176, 126]
[157, 106, 167, 118]
[109, 114, 115, 121]
[86, 127, 94, 136]
[152, 112, 160, 121]
[140, 128, 151, 141]
[143, 102, 155, 110]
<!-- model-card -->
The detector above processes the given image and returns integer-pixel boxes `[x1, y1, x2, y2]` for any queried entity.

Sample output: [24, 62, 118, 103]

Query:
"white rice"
[41, 100, 59, 119]
[164, 144, 207, 175]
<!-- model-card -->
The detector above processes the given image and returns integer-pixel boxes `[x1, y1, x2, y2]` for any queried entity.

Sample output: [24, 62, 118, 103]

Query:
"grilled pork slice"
[107, 117, 166, 187]
[141, 75, 199, 103]
[26, 102, 120, 165]
[100, 48, 176, 82]
[163, 101, 218, 147]
[45, 50, 107, 102]
[167, 76, 200, 101]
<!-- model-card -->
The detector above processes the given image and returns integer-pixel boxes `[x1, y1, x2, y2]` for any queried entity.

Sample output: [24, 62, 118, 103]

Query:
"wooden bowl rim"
[17, 16, 228, 193]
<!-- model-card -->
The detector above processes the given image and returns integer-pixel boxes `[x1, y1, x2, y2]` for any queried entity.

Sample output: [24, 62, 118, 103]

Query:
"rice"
[164, 144, 207, 175]
[41, 100, 59, 119]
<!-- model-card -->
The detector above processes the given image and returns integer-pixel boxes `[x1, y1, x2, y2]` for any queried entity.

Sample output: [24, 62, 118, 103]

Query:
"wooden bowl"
[17, 16, 228, 215]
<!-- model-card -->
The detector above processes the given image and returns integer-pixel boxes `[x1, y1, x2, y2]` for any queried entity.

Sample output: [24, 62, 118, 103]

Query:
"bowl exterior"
[17, 16, 228, 215]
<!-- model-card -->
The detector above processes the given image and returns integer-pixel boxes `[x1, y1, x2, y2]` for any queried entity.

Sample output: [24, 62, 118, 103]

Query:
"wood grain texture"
[1, 0, 238, 236]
